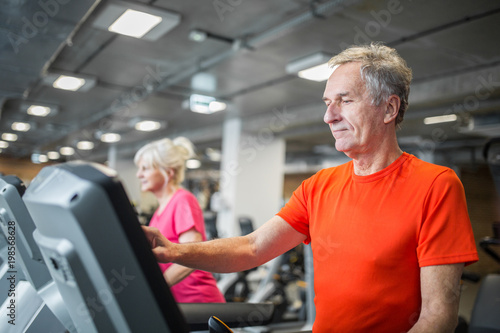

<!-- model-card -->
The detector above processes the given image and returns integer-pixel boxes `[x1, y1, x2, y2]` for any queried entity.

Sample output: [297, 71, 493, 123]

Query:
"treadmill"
[22, 161, 274, 332]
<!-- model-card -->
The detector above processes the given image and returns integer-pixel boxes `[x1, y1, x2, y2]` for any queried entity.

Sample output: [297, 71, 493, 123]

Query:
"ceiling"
[1, 0, 500, 171]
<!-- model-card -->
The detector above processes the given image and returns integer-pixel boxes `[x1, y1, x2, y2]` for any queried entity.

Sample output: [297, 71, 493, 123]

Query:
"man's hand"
[142, 225, 174, 263]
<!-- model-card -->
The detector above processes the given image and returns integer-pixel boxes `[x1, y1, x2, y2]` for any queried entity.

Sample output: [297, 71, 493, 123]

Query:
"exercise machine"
[0, 175, 72, 332]
[22, 161, 274, 332]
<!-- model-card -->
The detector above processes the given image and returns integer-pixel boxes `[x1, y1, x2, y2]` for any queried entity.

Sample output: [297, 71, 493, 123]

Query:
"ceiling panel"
[0, 0, 499, 170]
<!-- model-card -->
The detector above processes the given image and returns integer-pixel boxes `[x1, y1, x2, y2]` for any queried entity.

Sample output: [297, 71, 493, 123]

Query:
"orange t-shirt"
[277, 152, 478, 333]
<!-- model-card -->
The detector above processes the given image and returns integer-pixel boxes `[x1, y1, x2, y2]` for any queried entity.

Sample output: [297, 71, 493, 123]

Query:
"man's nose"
[324, 104, 341, 124]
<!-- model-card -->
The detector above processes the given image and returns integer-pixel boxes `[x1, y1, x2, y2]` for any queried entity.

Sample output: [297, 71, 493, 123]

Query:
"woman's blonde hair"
[134, 137, 195, 185]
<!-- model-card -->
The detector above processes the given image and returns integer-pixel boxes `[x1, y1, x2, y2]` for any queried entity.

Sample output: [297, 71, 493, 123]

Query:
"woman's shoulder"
[172, 188, 198, 203]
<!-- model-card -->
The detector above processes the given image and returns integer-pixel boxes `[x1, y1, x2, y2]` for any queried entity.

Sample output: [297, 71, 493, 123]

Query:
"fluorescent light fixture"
[108, 9, 162, 38]
[286, 52, 333, 82]
[189, 29, 207, 42]
[0, 141, 8, 149]
[298, 63, 334, 82]
[38, 154, 48, 163]
[47, 151, 60, 160]
[206, 148, 221, 162]
[190, 94, 215, 114]
[189, 94, 226, 114]
[209, 101, 227, 112]
[31, 153, 43, 164]
[186, 159, 201, 169]
[423, 114, 458, 125]
[191, 72, 217, 92]
[11, 122, 31, 132]
[100, 133, 121, 143]
[93, 1, 181, 41]
[59, 146, 75, 156]
[77, 141, 95, 150]
[42, 72, 96, 92]
[53, 75, 86, 91]
[2, 133, 18, 142]
[135, 120, 161, 132]
[27, 105, 51, 117]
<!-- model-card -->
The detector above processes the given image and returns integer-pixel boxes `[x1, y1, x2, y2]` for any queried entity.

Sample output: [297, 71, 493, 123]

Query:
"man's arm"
[409, 263, 464, 333]
[142, 215, 307, 273]
[162, 228, 201, 286]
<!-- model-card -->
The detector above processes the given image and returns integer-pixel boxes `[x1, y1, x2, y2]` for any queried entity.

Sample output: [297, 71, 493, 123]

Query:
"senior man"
[143, 43, 478, 332]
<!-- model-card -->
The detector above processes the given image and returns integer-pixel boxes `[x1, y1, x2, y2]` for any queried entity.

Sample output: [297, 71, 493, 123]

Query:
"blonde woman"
[135, 137, 225, 303]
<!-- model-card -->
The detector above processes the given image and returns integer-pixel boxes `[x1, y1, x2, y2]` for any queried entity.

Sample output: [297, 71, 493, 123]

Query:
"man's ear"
[384, 95, 401, 124]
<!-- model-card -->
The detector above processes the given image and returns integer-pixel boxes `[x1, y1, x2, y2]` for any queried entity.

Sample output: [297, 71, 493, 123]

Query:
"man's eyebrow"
[322, 91, 349, 101]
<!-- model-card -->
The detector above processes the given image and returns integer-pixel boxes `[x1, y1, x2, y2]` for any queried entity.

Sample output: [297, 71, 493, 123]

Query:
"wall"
[461, 164, 500, 276]
[0, 156, 51, 183]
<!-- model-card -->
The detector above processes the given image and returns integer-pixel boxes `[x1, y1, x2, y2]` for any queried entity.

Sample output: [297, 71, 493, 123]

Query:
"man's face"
[322, 62, 387, 157]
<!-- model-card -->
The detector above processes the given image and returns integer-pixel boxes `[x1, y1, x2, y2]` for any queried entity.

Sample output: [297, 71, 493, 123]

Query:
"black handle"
[208, 316, 233, 333]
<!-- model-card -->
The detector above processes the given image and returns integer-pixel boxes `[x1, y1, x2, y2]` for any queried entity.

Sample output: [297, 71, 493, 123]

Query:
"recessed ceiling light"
[423, 114, 458, 125]
[189, 29, 207, 42]
[2, 133, 18, 142]
[286, 52, 333, 82]
[0, 141, 9, 149]
[189, 94, 226, 114]
[27, 105, 51, 117]
[93, 2, 181, 41]
[206, 148, 221, 162]
[208, 101, 227, 113]
[100, 133, 121, 143]
[47, 151, 60, 160]
[53, 75, 86, 91]
[38, 154, 48, 163]
[298, 62, 334, 82]
[59, 146, 75, 156]
[11, 122, 31, 132]
[108, 9, 162, 38]
[77, 141, 95, 150]
[186, 159, 201, 169]
[135, 120, 161, 132]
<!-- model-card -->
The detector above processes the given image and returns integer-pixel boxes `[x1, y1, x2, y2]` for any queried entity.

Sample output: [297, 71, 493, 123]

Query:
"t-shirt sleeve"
[417, 169, 479, 267]
[173, 191, 205, 237]
[277, 177, 312, 244]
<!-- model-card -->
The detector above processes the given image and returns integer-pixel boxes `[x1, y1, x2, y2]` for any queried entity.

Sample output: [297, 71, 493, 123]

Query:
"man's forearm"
[162, 235, 260, 273]
[144, 216, 306, 274]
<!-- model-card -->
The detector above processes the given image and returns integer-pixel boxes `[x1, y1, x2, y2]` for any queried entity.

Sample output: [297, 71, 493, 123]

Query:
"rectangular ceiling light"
[53, 75, 86, 91]
[108, 9, 162, 38]
[423, 114, 458, 125]
[286, 52, 334, 82]
[27, 105, 52, 117]
[189, 94, 226, 114]
[93, 1, 181, 41]
[298, 63, 334, 82]
[42, 72, 97, 92]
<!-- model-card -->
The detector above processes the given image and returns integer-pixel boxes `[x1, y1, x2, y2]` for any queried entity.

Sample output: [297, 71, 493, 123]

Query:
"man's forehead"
[323, 63, 364, 97]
